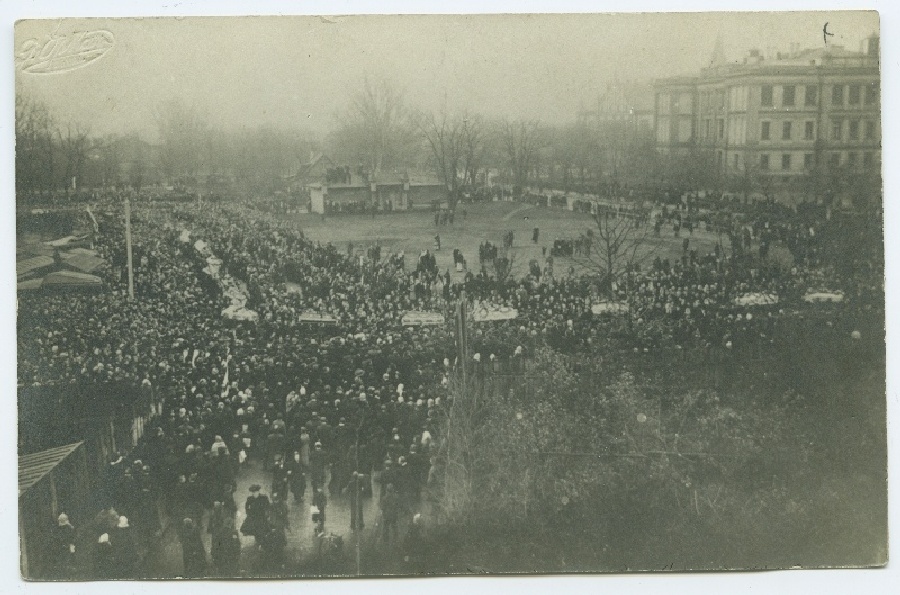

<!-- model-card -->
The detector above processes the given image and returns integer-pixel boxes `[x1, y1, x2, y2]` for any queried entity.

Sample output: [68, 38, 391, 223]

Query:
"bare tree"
[15, 93, 58, 198]
[461, 112, 485, 188]
[332, 78, 416, 178]
[573, 209, 661, 299]
[419, 106, 464, 199]
[498, 119, 544, 196]
[58, 122, 91, 195]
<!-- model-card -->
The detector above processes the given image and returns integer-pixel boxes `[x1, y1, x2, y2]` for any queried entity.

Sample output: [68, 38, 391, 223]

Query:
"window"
[760, 154, 770, 170]
[847, 152, 858, 168]
[804, 153, 815, 169]
[804, 121, 815, 140]
[805, 85, 818, 106]
[782, 121, 792, 141]
[863, 152, 873, 168]
[830, 153, 841, 167]
[761, 85, 773, 106]
[831, 119, 843, 141]
[782, 85, 796, 106]
[781, 154, 792, 170]
[717, 119, 724, 139]
[733, 154, 739, 169]
[761, 121, 771, 141]
[848, 85, 861, 105]
[865, 83, 879, 105]
[832, 85, 844, 106]
[849, 120, 860, 141]
[705, 119, 711, 139]
[658, 93, 671, 115]
[865, 120, 876, 140]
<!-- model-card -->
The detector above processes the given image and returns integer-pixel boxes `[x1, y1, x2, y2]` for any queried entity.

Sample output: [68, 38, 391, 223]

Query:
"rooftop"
[19, 442, 83, 497]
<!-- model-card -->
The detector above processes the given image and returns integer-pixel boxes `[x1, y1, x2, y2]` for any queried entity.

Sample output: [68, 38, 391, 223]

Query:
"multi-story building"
[654, 34, 881, 185]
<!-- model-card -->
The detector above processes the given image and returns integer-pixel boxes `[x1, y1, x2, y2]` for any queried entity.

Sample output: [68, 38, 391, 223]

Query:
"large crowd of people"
[19, 183, 882, 578]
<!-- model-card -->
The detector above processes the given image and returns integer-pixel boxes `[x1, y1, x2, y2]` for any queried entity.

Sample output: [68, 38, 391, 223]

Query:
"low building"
[19, 442, 90, 579]
[307, 174, 447, 214]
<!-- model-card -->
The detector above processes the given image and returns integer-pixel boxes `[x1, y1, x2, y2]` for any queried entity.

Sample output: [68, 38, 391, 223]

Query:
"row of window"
[759, 118, 878, 142]
[760, 83, 879, 108]
[759, 151, 879, 170]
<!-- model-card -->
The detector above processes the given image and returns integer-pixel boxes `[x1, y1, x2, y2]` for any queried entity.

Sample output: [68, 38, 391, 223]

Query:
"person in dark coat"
[240, 485, 270, 544]
[309, 442, 327, 494]
[213, 531, 242, 576]
[380, 484, 400, 543]
[111, 515, 139, 579]
[380, 459, 398, 499]
[271, 456, 289, 501]
[346, 472, 366, 531]
[260, 494, 289, 572]
[286, 450, 306, 502]
[402, 513, 425, 570]
[311, 488, 327, 534]
[93, 533, 116, 579]
[178, 517, 206, 578]
[50, 513, 76, 579]
[208, 500, 233, 571]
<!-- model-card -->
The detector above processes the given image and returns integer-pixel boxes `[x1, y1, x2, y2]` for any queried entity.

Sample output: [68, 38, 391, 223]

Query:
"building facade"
[654, 35, 881, 185]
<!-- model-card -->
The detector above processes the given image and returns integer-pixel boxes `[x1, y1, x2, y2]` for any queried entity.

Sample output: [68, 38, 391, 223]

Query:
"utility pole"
[355, 419, 362, 577]
[456, 291, 468, 389]
[124, 197, 134, 300]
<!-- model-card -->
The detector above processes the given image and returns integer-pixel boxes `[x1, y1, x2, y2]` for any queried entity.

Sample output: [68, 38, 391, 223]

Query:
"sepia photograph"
[13, 9, 887, 582]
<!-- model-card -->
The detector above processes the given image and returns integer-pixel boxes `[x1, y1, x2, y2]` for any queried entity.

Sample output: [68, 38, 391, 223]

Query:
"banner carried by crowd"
[591, 302, 630, 315]
[472, 302, 518, 322]
[298, 312, 338, 324]
[734, 292, 779, 306]
[401, 311, 445, 326]
[803, 291, 844, 303]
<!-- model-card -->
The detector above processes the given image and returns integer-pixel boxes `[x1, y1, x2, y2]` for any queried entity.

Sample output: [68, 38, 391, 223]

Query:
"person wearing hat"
[259, 492, 290, 571]
[311, 488, 328, 534]
[214, 530, 242, 576]
[345, 471, 366, 531]
[178, 517, 207, 578]
[379, 459, 399, 500]
[309, 442, 327, 494]
[286, 450, 307, 503]
[240, 484, 271, 545]
[402, 513, 425, 570]
[380, 484, 401, 544]
[208, 500, 233, 563]
[50, 512, 76, 579]
[271, 455, 289, 501]
[93, 532, 116, 580]
[111, 515, 138, 578]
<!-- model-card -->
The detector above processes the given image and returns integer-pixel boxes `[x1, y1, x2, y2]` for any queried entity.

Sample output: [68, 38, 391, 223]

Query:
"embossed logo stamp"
[16, 29, 115, 74]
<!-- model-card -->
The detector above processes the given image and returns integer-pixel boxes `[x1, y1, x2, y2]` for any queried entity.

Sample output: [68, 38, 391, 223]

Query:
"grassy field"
[290, 201, 772, 279]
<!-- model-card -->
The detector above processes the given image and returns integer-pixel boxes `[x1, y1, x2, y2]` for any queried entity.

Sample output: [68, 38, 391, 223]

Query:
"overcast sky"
[15, 12, 879, 140]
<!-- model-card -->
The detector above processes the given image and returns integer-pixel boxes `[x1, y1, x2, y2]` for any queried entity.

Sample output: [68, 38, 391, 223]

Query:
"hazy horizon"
[15, 12, 879, 141]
